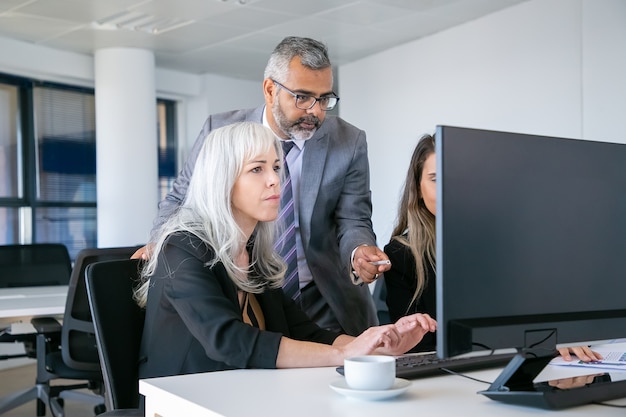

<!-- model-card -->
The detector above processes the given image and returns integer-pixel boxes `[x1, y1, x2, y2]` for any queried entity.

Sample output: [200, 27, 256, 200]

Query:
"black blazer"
[383, 237, 437, 353]
[139, 232, 340, 379]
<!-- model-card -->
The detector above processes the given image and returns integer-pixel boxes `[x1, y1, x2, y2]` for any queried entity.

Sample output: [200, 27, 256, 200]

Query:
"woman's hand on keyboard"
[328, 313, 437, 361]
[375, 313, 437, 356]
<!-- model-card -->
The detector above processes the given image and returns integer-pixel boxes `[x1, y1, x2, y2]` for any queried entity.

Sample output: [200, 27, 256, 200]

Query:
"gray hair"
[264, 36, 332, 83]
[134, 122, 286, 308]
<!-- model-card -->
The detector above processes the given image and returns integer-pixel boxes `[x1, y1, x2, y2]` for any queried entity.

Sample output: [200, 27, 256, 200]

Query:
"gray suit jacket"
[155, 106, 379, 335]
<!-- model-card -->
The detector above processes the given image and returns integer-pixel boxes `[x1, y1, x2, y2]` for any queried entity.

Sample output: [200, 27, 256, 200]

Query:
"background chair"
[0, 243, 72, 416]
[42, 246, 142, 416]
[1, 245, 140, 416]
[372, 277, 391, 325]
[58, 246, 142, 373]
[0, 243, 72, 288]
[86, 258, 144, 416]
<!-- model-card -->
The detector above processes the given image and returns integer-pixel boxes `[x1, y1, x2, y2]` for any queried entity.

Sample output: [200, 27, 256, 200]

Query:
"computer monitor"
[435, 125, 626, 408]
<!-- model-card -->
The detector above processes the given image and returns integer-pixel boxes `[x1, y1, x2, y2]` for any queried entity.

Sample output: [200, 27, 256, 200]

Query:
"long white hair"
[134, 122, 286, 307]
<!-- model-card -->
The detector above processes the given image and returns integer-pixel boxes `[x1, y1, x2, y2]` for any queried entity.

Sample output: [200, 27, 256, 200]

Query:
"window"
[157, 99, 177, 201]
[33, 85, 97, 257]
[0, 77, 27, 244]
[0, 74, 177, 259]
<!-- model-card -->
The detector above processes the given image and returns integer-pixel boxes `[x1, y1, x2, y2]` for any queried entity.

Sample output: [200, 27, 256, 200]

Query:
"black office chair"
[85, 259, 145, 416]
[0, 246, 141, 416]
[40, 246, 142, 415]
[0, 243, 72, 288]
[0, 243, 72, 416]
[58, 246, 142, 372]
[372, 276, 391, 325]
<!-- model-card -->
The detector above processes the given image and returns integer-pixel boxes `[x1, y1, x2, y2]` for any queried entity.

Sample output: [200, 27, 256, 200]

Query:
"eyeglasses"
[272, 80, 340, 111]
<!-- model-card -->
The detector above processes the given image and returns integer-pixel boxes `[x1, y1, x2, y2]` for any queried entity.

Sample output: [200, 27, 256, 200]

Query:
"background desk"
[0, 286, 67, 333]
[140, 366, 626, 417]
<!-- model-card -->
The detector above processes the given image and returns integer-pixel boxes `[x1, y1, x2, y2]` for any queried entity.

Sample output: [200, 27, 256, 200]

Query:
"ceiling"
[0, 0, 528, 81]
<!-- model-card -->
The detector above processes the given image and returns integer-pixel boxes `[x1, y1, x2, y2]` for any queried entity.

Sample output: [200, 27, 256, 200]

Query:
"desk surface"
[0, 285, 67, 321]
[139, 365, 626, 417]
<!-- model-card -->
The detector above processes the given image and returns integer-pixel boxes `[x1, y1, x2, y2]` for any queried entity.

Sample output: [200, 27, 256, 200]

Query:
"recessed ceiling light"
[92, 11, 195, 35]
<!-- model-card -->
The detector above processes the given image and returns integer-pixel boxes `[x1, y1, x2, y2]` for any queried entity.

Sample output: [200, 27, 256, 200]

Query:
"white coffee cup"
[343, 355, 396, 390]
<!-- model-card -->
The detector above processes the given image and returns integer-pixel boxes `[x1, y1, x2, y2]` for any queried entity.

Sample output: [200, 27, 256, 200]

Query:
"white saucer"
[329, 378, 411, 401]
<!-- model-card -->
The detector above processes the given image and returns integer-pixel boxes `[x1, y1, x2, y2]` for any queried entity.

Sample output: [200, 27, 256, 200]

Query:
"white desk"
[0, 285, 68, 413]
[140, 366, 626, 417]
[0, 286, 67, 332]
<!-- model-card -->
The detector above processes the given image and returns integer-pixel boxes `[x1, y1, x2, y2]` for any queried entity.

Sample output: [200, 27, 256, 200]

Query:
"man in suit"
[138, 36, 390, 335]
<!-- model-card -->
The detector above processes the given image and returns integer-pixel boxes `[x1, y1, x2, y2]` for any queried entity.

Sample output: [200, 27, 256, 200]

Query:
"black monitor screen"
[436, 125, 626, 359]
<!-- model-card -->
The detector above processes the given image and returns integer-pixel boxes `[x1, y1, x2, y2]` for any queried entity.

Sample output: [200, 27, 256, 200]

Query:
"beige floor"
[0, 362, 101, 417]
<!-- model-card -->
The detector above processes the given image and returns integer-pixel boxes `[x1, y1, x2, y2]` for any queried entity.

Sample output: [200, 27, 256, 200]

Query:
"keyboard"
[394, 351, 516, 379]
[336, 351, 516, 380]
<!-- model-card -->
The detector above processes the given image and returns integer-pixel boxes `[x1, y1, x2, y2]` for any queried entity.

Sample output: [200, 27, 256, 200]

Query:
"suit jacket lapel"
[299, 129, 329, 244]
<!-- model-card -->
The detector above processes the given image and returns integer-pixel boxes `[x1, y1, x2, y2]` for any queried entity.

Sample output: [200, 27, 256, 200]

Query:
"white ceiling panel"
[12, 0, 148, 23]
[246, 0, 355, 16]
[0, 13, 81, 41]
[200, 7, 296, 31]
[0, 0, 529, 80]
[314, 2, 413, 26]
[130, 0, 238, 22]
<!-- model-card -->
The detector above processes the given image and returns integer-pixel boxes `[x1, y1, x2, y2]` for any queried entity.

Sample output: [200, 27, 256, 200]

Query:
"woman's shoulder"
[164, 231, 216, 262]
[384, 235, 410, 254]
[384, 236, 416, 268]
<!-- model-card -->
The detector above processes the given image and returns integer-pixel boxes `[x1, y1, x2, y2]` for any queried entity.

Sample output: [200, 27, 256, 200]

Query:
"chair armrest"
[31, 317, 62, 334]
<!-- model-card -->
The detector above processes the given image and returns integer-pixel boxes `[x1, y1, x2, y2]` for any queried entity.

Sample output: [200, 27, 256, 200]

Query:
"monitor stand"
[479, 350, 626, 409]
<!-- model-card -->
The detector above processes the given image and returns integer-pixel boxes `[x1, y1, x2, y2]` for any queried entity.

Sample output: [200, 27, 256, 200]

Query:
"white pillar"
[94, 48, 158, 247]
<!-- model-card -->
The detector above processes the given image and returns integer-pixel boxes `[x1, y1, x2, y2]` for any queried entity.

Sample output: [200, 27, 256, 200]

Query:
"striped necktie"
[276, 140, 300, 303]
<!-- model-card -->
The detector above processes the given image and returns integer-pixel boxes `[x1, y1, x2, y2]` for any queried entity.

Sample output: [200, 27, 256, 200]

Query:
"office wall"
[181, 73, 262, 154]
[338, 0, 626, 246]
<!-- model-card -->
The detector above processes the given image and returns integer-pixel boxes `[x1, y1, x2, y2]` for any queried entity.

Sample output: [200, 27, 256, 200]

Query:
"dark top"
[383, 237, 437, 353]
[138, 232, 340, 379]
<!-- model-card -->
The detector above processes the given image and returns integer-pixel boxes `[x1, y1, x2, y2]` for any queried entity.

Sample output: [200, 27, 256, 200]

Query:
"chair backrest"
[0, 243, 72, 288]
[61, 246, 141, 371]
[86, 258, 144, 410]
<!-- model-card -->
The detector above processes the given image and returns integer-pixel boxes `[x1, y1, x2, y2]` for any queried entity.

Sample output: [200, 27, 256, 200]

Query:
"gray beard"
[272, 100, 318, 141]
[286, 126, 315, 141]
